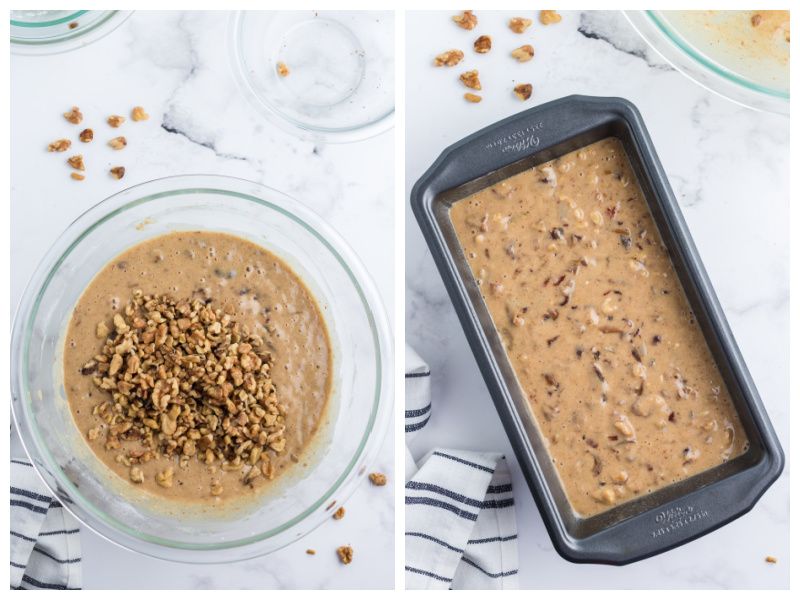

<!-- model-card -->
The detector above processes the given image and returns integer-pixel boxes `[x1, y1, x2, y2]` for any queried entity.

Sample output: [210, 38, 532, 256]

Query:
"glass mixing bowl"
[228, 10, 395, 143]
[624, 10, 789, 116]
[10, 10, 133, 56]
[11, 175, 393, 563]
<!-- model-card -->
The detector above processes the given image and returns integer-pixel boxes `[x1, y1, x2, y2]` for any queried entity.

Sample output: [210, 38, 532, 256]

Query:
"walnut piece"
[434, 49, 464, 67]
[82, 291, 287, 490]
[306, 549, 316, 555]
[509, 17, 533, 34]
[48, 139, 72, 152]
[464, 92, 482, 103]
[369, 472, 387, 486]
[79, 128, 94, 143]
[453, 10, 478, 30]
[155, 468, 174, 488]
[210, 481, 223, 496]
[63, 106, 83, 124]
[514, 83, 533, 101]
[766, 556, 777, 563]
[132, 106, 149, 121]
[333, 507, 345, 520]
[69, 22, 78, 29]
[108, 115, 126, 127]
[110, 166, 125, 180]
[541, 10, 562, 25]
[68, 155, 85, 171]
[108, 136, 127, 150]
[277, 61, 290, 77]
[337, 545, 354, 565]
[460, 70, 482, 90]
[130, 467, 144, 483]
[511, 45, 535, 62]
[71, 173, 85, 181]
[474, 35, 492, 54]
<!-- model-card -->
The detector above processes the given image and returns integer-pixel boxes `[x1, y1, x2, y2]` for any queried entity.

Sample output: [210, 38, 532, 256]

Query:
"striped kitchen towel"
[10, 459, 82, 590]
[405, 345, 519, 590]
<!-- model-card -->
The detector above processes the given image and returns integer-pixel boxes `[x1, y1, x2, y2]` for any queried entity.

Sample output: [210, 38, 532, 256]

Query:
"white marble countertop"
[10, 10, 394, 590]
[405, 10, 789, 589]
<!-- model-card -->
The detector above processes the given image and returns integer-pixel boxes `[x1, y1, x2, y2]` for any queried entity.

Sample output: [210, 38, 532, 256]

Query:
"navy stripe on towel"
[39, 528, 80, 537]
[405, 566, 452, 583]
[482, 498, 515, 509]
[405, 416, 430, 433]
[461, 556, 518, 578]
[10, 500, 48, 515]
[406, 481, 482, 508]
[33, 547, 81, 565]
[432, 451, 495, 473]
[467, 534, 518, 545]
[486, 483, 512, 494]
[405, 496, 478, 521]
[10, 487, 51, 504]
[405, 403, 432, 418]
[405, 371, 431, 379]
[405, 532, 463, 553]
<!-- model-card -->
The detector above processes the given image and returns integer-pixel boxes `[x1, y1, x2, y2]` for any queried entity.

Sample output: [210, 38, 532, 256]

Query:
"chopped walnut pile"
[333, 506, 345, 520]
[473, 35, 492, 54]
[110, 166, 125, 180]
[68, 155, 85, 171]
[108, 115, 126, 128]
[460, 70, 482, 90]
[369, 472, 387, 486]
[511, 45, 535, 62]
[514, 84, 533, 101]
[79, 128, 94, 143]
[337, 545, 354, 565]
[452, 11, 478, 30]
[540, 10, 562, 25]
[277, 62, 290, 77]
[464, 92, 482, 103]
[509, 17, 533, 34]
[434, 49, 464, 67]
[82, 291, 286, 496]
[132, 106, 149, 121]
[48, 139, 72, 152]
[108, 136, 127, 150]
[71, 173, 85, 181]
[63, 106, 83, 124]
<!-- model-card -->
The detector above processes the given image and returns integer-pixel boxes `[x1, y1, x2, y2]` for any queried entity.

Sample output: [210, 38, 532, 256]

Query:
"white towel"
[405, 345, 519, 590]
[10, 459, 82, 590]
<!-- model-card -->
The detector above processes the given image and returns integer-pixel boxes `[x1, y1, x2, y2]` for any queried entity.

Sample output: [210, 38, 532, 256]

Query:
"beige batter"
[63, 231, 331, 505]
[451, 138, 748, 517]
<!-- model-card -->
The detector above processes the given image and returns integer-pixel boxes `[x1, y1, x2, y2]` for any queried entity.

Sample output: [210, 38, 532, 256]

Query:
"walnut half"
[434, 49, 465, 67]
[337, 545, 354, 565]
[509, 17, 533, 34]
[541, 10, 563, 25]
[63, 106, 83, 124]
[474, 35, 492, 54]
[511, 45, 535, 63]
[48, 139, 72, 152]
[460, 70, 482, 90]
[514, 83, 533, 101]
[453, 10, 478, 30]
[79, 128, 94, 143]
[132, 106, 149, 121]
[68, 155, 85, 171]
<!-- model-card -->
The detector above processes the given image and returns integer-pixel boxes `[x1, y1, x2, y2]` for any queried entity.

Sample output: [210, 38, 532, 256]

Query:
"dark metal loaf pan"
[410, 95, 784, 565]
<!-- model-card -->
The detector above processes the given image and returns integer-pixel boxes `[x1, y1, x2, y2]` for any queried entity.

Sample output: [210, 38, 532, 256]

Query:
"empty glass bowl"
[228, 10, 395, 142]
[624, 10, 789, 116]
[11, 175, 393, 562]
[10, 10, 133, 55]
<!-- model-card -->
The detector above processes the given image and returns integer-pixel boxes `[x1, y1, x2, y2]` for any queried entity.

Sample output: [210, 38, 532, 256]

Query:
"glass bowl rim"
[623, 9, 789, 116]
[226, 10, 395, 144]
[10, 173, 394, 562]
[10, 10, 134, 56]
